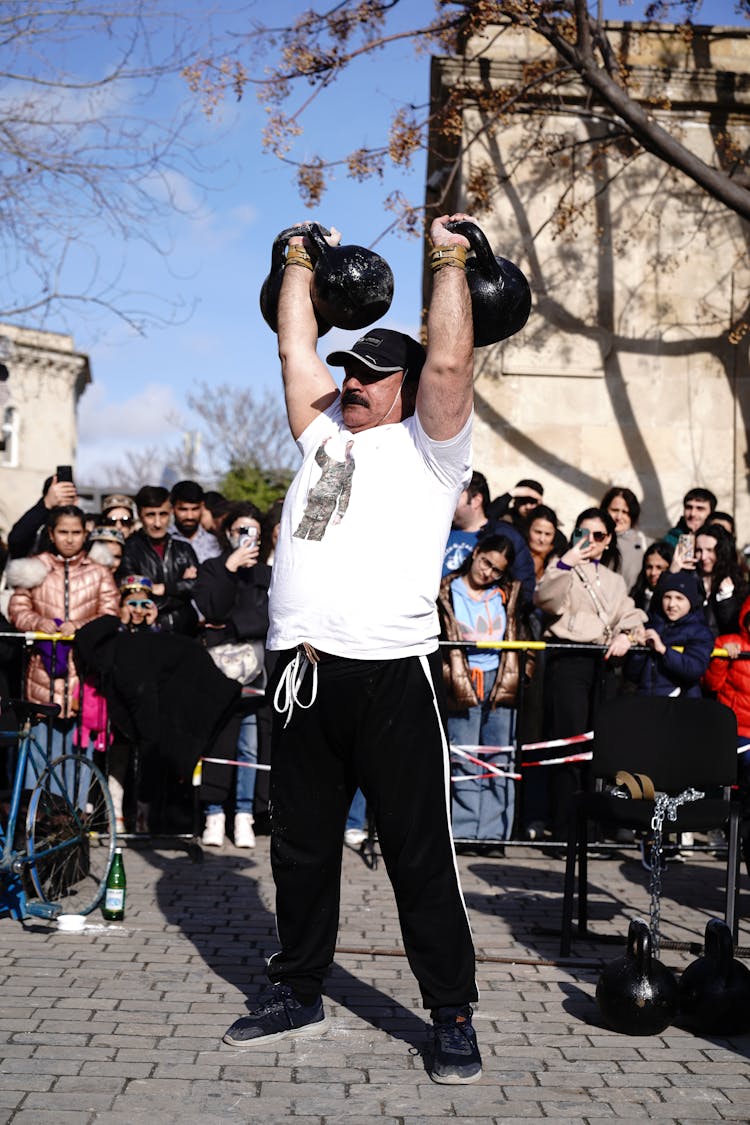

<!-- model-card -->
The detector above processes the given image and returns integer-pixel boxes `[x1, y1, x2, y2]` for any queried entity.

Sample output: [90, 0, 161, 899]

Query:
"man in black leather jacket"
[118, 485, 199, 635]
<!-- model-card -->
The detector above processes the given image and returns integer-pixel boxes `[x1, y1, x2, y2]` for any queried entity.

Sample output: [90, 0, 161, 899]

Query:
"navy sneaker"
[429, 1004, 482, 1084]
[223, 984, 328, 1046]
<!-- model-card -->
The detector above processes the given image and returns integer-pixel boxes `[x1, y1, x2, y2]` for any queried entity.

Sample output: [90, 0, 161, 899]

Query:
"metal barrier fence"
[439, 639, 750, 848]
[1, 631, 747, 849]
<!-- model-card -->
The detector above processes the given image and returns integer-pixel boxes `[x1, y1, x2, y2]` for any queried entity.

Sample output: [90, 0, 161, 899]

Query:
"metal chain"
[648, 788, 705, 955]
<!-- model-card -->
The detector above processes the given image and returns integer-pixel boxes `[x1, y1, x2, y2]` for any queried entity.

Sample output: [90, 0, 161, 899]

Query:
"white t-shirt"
[268, 399, 473, 658]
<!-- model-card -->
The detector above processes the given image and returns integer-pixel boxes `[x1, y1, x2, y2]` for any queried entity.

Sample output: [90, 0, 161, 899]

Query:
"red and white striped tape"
[522, 750, 593, 767]
[450, 745, 521, 782]
[449, 730, 594, 777]
[520, 732, 594, 752]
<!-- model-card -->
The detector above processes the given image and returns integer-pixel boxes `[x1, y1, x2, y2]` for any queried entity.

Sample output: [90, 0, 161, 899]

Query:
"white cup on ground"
[56, 914, 85, 932]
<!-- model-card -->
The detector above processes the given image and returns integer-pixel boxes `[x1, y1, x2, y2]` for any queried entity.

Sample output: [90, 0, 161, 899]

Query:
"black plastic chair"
[560, 695, 740, 956]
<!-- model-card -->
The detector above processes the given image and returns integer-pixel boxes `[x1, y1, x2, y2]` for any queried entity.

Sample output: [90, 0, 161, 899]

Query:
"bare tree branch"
[186, 0, 750, 223]
[0, 0, 221, 327]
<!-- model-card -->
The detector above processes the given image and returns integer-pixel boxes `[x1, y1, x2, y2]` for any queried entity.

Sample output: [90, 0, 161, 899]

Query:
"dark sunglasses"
[515, 496, 539, 506]
[104, 515, 134, 527]
[126, 599, 153, 609]
[590, 530, 608, 542]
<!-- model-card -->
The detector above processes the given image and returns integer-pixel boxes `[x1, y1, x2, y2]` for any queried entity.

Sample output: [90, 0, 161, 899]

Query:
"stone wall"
[427, 22, 750, 542]
[0, 324, 90, 539]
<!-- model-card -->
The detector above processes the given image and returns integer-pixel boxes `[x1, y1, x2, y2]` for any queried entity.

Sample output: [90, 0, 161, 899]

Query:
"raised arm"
[276, 226, 340, 441]
[416, 214, 475, 441]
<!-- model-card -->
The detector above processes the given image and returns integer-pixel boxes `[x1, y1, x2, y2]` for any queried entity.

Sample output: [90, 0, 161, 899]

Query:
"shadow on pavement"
[463, 853, 748, 958]
[144, 846, 429, 1053]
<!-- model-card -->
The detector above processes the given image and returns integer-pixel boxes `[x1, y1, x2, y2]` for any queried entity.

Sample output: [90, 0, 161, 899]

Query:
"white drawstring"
[273, 647, 319, 728]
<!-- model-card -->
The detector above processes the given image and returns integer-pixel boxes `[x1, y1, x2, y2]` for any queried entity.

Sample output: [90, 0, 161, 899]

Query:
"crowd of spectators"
[0, 468, 748, 855]
[438, 473, 750, 857]
[0, 474, 281, 845]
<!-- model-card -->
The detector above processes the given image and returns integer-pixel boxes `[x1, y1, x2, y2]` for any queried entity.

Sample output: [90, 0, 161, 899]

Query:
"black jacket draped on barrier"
[75, 616, 240, 789]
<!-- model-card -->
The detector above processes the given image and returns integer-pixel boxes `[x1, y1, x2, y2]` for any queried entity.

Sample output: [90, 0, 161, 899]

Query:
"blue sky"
[9, 0, 746, 485]
[70, 0, 431, 482]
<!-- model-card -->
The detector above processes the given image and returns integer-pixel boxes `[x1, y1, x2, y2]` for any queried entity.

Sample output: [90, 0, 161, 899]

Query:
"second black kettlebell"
[444, 220, 531, 347]
[596, 918, 679, 1036]
[306, 223, 394, 331]
[679, 918, 750, 1035]
[259, 225, 331, 337]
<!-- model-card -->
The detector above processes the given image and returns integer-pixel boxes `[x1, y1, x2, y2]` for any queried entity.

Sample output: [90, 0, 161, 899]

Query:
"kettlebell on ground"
[596, 918, 679, 1036]
[444, 219, 531, 347]
[679, 918, 750, 1035]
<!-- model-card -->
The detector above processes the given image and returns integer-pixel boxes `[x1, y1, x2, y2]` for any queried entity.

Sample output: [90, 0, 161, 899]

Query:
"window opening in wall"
[0, 405, 18, 467]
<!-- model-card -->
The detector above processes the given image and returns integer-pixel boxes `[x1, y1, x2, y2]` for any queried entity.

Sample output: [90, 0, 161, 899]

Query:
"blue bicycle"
[0, 701, 116, 920]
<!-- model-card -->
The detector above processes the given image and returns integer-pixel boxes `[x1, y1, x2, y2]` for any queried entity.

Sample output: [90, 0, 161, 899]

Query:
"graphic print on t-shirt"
[294, 437, 356, 542]
[456, 596, 506, 645]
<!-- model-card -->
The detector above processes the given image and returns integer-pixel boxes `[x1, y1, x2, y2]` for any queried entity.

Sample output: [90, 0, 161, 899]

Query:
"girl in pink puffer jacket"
[7, 505, 119, 790]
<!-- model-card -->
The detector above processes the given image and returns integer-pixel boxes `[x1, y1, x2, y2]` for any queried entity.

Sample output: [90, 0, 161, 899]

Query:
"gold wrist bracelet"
[285, 245, 314, 271]
[430, 245, 468, 272]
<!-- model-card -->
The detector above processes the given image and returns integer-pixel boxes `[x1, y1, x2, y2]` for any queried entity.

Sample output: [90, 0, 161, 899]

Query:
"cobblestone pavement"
[0, 834, 749, 1123]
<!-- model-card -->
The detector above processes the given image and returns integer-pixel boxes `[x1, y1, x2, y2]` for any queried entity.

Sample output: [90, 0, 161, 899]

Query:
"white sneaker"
[202, 812, 226, 847]
[234, 813, 256, 849]
[344, 827, 367, 847]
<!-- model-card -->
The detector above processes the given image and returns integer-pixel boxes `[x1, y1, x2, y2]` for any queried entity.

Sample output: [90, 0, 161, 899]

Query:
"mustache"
[341, 389, 369, 408]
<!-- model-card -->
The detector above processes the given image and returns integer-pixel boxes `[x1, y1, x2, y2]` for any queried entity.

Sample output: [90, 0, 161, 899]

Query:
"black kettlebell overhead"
[259, 225, 332, 337]
[444, 220, 531, 348]
[306, 223, 394, 331]
[596, 918, 679, 1036]
[679, 918, 750, 1036]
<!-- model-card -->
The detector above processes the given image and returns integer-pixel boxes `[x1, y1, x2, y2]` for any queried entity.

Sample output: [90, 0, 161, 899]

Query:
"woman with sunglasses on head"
[100, 493, 137, 539]
[532, 507, 647, 847]
[191, 501, 271, 849]
[439, 533, 524, 847]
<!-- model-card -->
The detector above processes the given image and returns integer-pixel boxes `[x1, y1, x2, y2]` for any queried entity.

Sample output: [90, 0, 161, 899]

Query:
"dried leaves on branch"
[184, 0, 750, 224]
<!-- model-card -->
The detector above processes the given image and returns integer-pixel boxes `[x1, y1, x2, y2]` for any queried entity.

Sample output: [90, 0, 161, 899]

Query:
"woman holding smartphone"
[532, 508, 647, 846]
[192, 501, 271, 848]
[672, 521, 747, 636]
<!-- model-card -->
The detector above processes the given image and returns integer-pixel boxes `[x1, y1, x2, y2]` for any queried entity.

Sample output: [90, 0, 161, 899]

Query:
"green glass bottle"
[102, 848, 126, 921]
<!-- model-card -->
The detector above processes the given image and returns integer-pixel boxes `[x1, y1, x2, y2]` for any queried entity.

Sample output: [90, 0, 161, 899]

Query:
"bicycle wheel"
[25, 754, 116, 916]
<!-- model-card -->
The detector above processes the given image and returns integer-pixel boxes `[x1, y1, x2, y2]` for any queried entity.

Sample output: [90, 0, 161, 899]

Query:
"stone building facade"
[427, 21, 750, 542]
[0, 324, 90, 538]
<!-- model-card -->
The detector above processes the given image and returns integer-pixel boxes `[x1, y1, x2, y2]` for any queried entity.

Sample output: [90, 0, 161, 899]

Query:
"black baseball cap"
[326, 328, 426, 382]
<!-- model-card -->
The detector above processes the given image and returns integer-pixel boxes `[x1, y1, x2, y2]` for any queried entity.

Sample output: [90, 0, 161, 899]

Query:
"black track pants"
[266, 648, 478, 1010]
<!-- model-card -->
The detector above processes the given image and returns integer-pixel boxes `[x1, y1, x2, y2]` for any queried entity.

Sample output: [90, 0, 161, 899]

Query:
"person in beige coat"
[531, 507, 646, 844]
[7, 505, 119, 796]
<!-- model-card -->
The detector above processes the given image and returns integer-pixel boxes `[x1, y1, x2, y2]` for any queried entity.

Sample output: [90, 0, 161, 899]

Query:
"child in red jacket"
[704, 593, 750, 872]
[704, 593, 750, 746]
